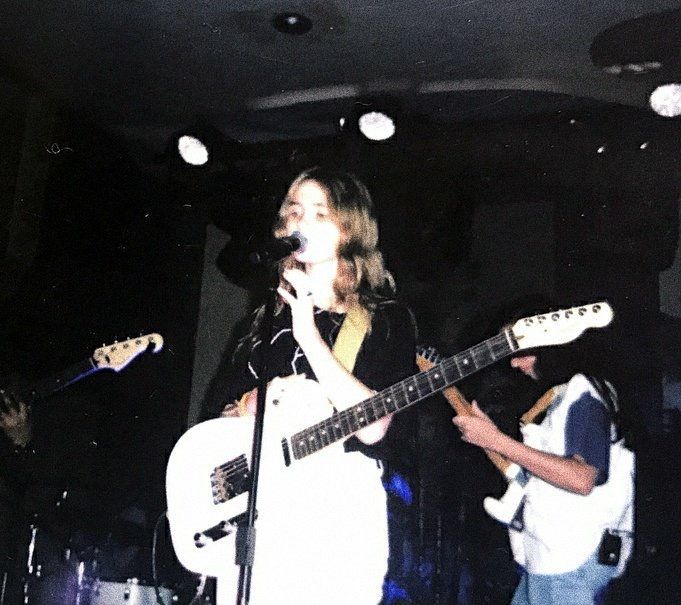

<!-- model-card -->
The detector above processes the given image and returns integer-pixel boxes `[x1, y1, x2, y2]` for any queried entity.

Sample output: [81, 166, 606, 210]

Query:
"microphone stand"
[235, 270, 278, 605]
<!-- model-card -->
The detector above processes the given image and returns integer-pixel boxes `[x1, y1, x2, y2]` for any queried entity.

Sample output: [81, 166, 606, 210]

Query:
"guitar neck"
[290, 330, 518, 461]
[25, 358, 98, 402]
[416, 353, 514, 476]
[440, 383, 514, 475]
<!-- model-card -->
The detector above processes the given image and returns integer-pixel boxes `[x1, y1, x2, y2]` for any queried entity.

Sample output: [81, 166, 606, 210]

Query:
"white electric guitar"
[165, 302, 613, 584]
[482, 422, 550, 527]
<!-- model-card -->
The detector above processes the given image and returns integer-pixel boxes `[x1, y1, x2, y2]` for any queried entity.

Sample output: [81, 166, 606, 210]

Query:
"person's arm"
[200, 312, 263, 422]
[291, 331, 390, 444]
[211, 307, 371, 422]
[454, 402, 599, 495]
[278, 269, 391, 444]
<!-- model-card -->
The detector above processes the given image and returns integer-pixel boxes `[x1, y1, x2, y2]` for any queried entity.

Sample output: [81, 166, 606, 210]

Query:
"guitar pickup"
[211, 454, 251, 504]
[193, 511, 253, 548]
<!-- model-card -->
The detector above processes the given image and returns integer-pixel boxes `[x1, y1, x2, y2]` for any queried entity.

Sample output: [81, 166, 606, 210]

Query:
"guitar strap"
[331, 305, 370, 372]
[519, 386, 563, 426]
[233, 306, 370, 417]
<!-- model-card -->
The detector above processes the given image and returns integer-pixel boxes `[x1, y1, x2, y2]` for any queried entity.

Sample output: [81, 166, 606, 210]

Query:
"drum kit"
[14, 522, 189, 605]
[87, 578, 175, 605]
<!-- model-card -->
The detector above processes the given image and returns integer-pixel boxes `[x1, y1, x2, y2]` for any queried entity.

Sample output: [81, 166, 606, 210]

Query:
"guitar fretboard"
[26, 358, 97, 402]
[290, 329, 517, 460]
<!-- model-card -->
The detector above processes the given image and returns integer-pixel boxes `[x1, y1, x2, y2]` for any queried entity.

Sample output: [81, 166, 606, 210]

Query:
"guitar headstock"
[92, 333, 164, 372]
[510, 302, 613, 351]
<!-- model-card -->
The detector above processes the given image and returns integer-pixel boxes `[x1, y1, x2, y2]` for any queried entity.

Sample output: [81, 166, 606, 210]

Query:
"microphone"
[248, 231, 307, 264]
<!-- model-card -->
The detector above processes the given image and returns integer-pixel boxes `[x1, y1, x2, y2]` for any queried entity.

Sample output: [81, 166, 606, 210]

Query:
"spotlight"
[358, 111, 396, 141]
[177, 135, 209, 165]
[649, 83, 681, 117]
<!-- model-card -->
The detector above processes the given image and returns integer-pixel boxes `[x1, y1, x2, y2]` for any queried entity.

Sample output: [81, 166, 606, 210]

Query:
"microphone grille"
[291, 231, 308, 252]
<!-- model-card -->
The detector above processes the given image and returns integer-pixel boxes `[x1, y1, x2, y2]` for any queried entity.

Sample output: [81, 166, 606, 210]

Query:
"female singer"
[220, 167, 417, 604]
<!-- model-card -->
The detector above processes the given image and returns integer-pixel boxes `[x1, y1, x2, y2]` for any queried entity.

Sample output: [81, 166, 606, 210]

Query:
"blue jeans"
[511, 552, 617, 605]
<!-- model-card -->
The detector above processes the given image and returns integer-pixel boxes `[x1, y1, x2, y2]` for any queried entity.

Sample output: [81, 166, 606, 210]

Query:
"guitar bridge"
[211, 454, 251, 504]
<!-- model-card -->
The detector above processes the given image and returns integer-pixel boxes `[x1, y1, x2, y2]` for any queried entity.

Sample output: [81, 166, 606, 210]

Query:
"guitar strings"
[291, 332, 515, 459]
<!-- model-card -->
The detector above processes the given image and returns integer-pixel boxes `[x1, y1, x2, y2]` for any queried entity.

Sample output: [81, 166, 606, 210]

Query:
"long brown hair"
[275, 167, 393, 312]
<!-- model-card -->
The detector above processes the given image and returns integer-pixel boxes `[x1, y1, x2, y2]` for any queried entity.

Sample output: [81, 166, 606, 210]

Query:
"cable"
[153, 509, 207, 605]
[152, 510, 170, 605]
[188, 574, 208, 605]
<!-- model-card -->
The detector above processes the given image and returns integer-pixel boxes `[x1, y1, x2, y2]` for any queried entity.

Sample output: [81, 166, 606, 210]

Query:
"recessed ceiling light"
[177, 135, 209, 166]
[358, 112, 395, 141]
[601, 61, 663, 76]
[272, 12, 312, 35]
[649, 83, 681, 117]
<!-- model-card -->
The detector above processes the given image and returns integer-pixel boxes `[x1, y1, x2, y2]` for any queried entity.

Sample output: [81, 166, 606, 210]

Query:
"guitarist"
[211, 167, 417, 604]
[0, 380, 102, 604]
[0, 374, 148, 604]
[453, 338, 634, 605]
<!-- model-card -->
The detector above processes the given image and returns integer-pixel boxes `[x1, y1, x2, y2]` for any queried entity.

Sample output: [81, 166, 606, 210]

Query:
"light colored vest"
[515, 374, 635, 575]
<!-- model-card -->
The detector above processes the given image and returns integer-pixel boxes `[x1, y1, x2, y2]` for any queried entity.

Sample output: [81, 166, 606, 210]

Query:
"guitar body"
[166, 415, 254, 579]
[166, 376, 388, 604]
[482, 423, 545, 527]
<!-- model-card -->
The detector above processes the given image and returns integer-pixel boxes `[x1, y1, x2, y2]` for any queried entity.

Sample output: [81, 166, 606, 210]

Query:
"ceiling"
[1, 1, 680, 162]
